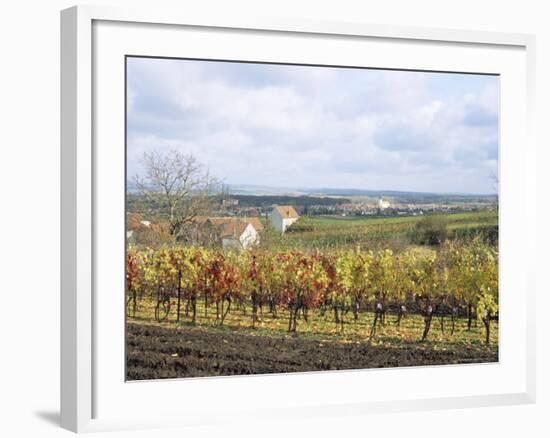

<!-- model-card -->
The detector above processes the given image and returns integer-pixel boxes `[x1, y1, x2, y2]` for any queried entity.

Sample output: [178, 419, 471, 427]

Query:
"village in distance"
[126, 175, 498, 252]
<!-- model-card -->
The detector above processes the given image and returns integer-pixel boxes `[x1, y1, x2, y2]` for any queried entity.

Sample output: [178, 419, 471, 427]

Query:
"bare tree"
[133, 150, 219, 241]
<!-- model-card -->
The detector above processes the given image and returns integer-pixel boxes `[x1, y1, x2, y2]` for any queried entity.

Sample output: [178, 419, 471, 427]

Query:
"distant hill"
[126, 182, 497, 204]
[229, 194, 350, 207]
[227, 184, 497, 203]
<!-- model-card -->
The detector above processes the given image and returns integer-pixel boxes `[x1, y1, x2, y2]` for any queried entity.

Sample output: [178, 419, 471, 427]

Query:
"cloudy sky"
[127, 57, 499, 194]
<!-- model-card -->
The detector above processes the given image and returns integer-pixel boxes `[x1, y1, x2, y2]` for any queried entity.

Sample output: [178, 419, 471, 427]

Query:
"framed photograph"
[61, 5, 536, 433]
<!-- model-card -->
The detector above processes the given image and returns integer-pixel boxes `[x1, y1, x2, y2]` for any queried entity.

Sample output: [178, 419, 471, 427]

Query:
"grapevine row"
[126, 239, 498, 342]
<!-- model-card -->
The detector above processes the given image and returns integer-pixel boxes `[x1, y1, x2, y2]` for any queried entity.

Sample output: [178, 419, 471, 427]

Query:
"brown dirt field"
[126, 322, 498, 380]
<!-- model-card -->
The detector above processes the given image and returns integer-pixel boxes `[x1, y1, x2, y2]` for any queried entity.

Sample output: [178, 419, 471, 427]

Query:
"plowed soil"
[126, 322, 498, 380]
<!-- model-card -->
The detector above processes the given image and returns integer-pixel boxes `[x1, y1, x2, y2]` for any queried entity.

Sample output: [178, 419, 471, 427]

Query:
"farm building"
[207, 218, 260, 249]
[192, 217, 262, 249]
[269, 205, 300, 233]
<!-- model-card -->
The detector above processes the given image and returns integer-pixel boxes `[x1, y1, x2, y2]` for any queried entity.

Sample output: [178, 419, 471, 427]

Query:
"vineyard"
[127, 238, 498, 345]
[259, 210, 498, 251]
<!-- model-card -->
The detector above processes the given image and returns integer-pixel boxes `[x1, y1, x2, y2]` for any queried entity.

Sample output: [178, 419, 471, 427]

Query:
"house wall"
[269, 211, 299, 233]
[239, 224, 259, 248]
[268, 211, 284, 232]
[282, 217, 299, 232]
[222, 224, 259, 250]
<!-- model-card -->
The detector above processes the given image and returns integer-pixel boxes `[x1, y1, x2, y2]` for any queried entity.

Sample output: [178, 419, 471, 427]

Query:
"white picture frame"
[60, 4, 536, 433]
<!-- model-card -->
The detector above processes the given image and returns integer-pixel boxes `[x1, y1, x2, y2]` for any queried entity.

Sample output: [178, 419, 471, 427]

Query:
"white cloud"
[127, 58, 499, 193]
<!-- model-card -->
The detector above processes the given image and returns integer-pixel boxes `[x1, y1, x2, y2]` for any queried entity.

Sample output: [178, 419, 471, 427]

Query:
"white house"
[221, 222, 258, 250]
[269, 205, 300, 233]
[205, 217, 261, 250]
